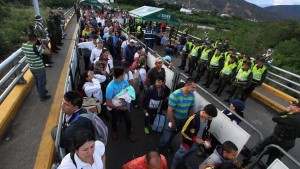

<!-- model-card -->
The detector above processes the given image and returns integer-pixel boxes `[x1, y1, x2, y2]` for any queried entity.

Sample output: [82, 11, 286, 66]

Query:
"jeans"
[30, 68, 47, 99]
[156, 118, 186, 153]
[110, 108, 132, 135]
[172, 143, 199, 167]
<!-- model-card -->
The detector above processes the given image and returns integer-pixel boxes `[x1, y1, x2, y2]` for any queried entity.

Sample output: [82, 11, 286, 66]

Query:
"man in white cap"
[123, 39, 137, 65]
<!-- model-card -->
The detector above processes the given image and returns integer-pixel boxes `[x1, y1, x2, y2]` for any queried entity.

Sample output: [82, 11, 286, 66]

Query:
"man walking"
[156, 78, 196, 153]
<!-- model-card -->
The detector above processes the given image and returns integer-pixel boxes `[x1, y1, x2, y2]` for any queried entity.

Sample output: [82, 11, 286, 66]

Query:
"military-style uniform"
[54, 13, 63, 45]
[186, 42, 202, 76]
[194, 44, 213, 82]
[203, 49, 225, 88]
[47, 12, 58, 52]
[226, 63, 252, 100]
[179, 39, 193, 70]
[240, 62, 267, 101]
[213, 57, 237, 96]
[255, 110, 300, 165]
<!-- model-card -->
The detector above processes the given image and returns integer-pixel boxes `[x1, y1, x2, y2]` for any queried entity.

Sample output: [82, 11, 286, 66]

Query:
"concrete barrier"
[251, 90, 286, 112]
[260, 83, 297, 102]
[0, 70, 34, 137]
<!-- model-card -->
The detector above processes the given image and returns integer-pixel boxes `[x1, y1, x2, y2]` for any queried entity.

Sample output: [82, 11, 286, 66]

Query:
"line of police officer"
[178, 37, 268, 102]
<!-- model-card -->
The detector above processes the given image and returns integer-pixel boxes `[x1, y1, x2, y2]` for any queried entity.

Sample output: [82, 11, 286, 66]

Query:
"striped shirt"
[168, 89, 195, 121]
[21, 42, 45, 70]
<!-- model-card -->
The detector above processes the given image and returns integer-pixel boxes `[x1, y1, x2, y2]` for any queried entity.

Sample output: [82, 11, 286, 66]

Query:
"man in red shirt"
[122, 151, 168, 169]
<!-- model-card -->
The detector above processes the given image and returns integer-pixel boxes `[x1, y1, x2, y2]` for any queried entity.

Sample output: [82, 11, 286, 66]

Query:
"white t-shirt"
[121, 40, 129, 50]
[96, 17, 105, 27]
[124, 71, 133, 82]
[58, 141, 105, 169]
[90, 48, 102, 63]
[83, 74, 106, 104]
[78, 41, 97, 51]
[134, 52, 140, 60]
[105, 59, 114, 74]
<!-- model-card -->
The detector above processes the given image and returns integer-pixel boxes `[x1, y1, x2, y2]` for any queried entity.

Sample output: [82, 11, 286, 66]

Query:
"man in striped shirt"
[157, 78, 196, 153]
[21, 33, 51, 101]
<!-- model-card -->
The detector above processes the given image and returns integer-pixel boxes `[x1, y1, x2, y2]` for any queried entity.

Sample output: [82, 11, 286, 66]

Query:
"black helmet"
[35, 15, 42, 21]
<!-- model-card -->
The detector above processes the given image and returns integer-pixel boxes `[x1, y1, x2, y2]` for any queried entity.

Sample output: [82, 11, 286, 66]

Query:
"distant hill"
[264, 5, 300, 21]
[158, 0, 288, 21]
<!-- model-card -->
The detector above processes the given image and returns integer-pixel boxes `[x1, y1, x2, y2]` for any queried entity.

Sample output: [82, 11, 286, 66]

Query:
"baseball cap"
[120, 35, 126, 41]
[35, 15, 42, 21]
[229, 98, 245, 112]
[155, 57, 163, 63]
[163, 55, 171, 63]
[129, 39, 136, 43]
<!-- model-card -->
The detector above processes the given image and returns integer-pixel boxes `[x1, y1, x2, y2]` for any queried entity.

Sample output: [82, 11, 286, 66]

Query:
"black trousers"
[180, 52, 189, 68]
[204, 67, 218, 87]
[110, 108, 132, 135]
[144, 108, 157, 127]
[187, 56, 198, 74]
[215, 74, 231, 95]
[240, 82, 259, 101]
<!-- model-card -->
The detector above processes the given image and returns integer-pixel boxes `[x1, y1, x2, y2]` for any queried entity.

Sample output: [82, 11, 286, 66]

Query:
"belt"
[210, 65, 219, 69]
[235, 79, 247, 84]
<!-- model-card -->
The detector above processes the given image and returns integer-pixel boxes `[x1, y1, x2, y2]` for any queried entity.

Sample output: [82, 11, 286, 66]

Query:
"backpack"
[132, 68, 143, 94]
[79, 111, 108, 145]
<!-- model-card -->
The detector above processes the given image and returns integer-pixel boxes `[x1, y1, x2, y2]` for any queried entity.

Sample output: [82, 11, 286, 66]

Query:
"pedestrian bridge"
[0, 7, 299, 169]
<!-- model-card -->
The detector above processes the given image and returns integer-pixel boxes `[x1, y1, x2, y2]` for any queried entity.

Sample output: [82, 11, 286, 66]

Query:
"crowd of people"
[20, 4, 300, 169]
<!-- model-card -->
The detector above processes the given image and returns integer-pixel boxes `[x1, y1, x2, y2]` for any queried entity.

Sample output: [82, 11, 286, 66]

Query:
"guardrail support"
[12, 58, 27, 85]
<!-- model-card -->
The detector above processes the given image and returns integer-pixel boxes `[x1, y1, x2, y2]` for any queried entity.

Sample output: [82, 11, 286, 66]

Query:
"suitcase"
[152, 114, 166, 132]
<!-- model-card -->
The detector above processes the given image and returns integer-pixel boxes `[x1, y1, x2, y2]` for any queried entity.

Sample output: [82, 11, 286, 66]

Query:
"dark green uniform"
[255, 111, 300, 165]
[47, 13, 58, 52]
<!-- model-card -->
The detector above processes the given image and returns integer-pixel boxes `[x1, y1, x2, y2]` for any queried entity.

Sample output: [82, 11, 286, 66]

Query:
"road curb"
[251, 90, 286, 112]
[260, 83, 297, 102]
[0, 70, 34, 137]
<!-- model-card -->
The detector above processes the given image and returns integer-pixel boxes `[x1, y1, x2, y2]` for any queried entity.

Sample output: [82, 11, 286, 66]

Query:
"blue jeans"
[156, 118, 186, 153]
[30, 68, 47, 99]
[172, 143, 199, 167]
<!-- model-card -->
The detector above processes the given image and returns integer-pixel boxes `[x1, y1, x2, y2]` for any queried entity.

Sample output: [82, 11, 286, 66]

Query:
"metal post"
[33, 0, 40, 16]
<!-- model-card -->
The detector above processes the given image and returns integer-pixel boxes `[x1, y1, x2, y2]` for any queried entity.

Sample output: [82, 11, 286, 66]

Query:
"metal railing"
[0, 7, 75, 104]
[172, 30, 300, 97]
[248, 144, 300, 169]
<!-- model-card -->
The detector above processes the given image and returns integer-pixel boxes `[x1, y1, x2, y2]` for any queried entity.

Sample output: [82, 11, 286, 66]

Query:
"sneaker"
[40, 95, 51, 101]
[127, 134, 136, 143]
[144, 127, 149, 134]
[134, 105, 139, 109]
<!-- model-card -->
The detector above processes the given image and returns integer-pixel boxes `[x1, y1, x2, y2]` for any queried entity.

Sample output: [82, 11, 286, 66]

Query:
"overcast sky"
[245, 0, 300, 7]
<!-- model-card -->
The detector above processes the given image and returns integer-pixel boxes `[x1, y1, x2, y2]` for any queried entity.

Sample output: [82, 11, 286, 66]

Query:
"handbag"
[82, 97, 101, 115]
[151, 89, 166, 132]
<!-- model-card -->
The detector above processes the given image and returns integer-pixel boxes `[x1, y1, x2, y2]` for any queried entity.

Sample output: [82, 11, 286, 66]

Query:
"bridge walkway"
[0, 15, 299, 169]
